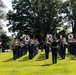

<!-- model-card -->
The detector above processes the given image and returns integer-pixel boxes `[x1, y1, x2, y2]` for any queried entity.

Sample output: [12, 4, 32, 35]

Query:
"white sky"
[2, 0, 12, 36]
[2, 0, 12, 12]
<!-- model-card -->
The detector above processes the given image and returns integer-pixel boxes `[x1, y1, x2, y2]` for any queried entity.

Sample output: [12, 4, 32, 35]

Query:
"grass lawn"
[0, 50, 76, 75]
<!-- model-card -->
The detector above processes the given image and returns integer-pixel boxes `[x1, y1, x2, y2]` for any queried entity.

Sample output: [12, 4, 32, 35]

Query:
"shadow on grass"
[69, 55, 76, 60]
[66, 53, 70, 56]
[3, 57, 14, 62]
[36, 54, 45, 61]
[18, 55, 29, 62]
[66, 53, 76, 60]
[58, 56, 61, 60]
[41, 63, 53, 66]
[58, 53, 71, 60]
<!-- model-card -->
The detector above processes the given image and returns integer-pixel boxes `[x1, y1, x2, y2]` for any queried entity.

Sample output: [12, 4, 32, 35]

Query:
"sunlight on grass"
[0, 50, 76, 75]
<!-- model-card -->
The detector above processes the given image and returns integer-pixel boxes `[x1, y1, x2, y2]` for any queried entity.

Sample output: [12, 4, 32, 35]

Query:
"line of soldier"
[11, 37, 39, 60]
[42, 35, 76, 64]
[68, 38, 76, 56]
[58, 37, 76, 60]
[11, 34, 76, 64]
[11, 35, 67, 63]
[28, 38, 39, 59]
[42, 35, 68, 64]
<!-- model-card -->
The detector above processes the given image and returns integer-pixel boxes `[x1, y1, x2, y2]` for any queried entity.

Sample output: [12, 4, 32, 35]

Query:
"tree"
[7, 0, 32, 38]
[59, 0, 76, 38]
[69, 0, 76, 38]
[0, 34, 11, 52]
[0, 0, 5, 19]
[30, 0, 62, 39]
[7, 0, 62, 40]
[0, 0, 6, 35]
[0, 0, 12, 52]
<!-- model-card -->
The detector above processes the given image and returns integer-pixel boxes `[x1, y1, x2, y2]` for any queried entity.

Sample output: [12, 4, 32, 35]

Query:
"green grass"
[0, 50, 76, 75]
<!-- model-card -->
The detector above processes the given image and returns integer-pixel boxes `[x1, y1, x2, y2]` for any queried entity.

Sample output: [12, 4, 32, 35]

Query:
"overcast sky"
[2, 0, 12, 36]
[2, 0, 12, 12]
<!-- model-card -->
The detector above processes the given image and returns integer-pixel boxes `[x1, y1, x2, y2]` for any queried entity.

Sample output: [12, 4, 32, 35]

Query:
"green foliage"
[0, 0, 6, 38]
[7, 0, 62, 39]
[7, 0, 76, 39]
[0, 34, 12, 52]
[6, 36, 14, 48]
[60, 0, 76, 38]
[58, 26, 70, 37]
[0, 0, 5, 19]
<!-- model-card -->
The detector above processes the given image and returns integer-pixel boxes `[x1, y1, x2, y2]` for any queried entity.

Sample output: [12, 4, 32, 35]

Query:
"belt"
[52, 46, 57, 48]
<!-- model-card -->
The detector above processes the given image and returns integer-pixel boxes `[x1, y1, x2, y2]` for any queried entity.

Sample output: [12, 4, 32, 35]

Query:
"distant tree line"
[0, 0, 13, 52]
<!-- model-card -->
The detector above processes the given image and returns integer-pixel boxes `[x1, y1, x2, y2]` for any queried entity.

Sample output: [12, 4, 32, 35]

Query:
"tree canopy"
[0, 0, 5, 33]
[59, 0, 76, 38]
[0, 0, 5, 19]
[7, 0, 63, 39]
[7, 0, 76, 39]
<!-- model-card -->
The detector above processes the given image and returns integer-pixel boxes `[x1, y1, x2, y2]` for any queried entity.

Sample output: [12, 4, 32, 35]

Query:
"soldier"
[40, 40, 44, 52]
[12, 39, 20, 60]
[51, 38, 58, 64]
[44, 38, 51, 59]
[58, 38, 62, 57]
[19, 38, 24, 57]
[68, 38, 74, 55]
[59, 38, 67, 59]
[23, 36, 30, 55]
[74, 39, 76, 56]
[34, 39, 39, 55]
[29, 38, 35, 59]
[68, 34, 74, 54]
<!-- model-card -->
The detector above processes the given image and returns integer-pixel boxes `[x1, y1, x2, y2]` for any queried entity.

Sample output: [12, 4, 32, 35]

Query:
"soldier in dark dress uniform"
[51, 38, 58, 64]
[60, 42, 66, 59]
[23, 36, 30, 55]
[34, 39, 39, 55]
[19, 39, 24, 57]
[59, 38, 67, 59]
[68, 39, 74, 55]
[12, 39, 20, 60]
[44, 38, 51, 59]
[29, 38, 35, 59]
[74, 39, 76, 56]
[68, 34, 74, 54]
